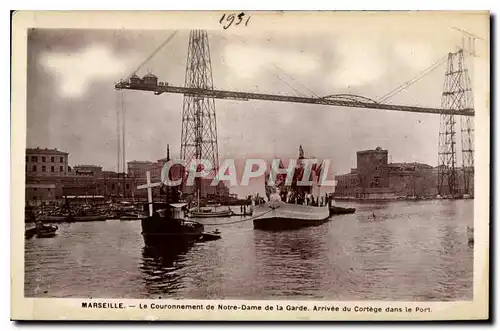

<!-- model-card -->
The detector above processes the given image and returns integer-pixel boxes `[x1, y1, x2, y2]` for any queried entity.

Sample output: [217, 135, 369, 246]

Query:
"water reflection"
[140, 244, 191, 296]
[24, 200, 474, 301]
[253, 226, 327, 298]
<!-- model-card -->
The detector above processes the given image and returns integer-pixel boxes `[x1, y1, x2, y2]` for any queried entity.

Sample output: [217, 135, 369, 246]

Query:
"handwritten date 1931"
[219, 13, 251, 30]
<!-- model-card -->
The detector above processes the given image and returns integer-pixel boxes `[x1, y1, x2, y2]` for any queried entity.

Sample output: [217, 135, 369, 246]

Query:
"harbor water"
[25, 199, 473, 301]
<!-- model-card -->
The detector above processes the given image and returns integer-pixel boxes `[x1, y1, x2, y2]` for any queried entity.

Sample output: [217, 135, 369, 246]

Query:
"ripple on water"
[25, 200, 473, 300]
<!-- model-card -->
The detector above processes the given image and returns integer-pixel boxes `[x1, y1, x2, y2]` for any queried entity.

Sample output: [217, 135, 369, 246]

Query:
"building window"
[111, 184, 115, 190]
[51, 166, 54, 172]
[31, 156, 37, 162]
[32, 165, 36, 172]
[25, 156, 28, 162]
[42, 166, 46, 172]
[51, 157, 55, 162]
[42, 156, 46, 162]
[126, 184, 130, 190]
[60, 157, 64, 163]
[60, 166, 63, 172]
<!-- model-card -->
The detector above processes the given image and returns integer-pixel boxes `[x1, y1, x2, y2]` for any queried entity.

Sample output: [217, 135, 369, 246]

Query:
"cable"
[378, 55, 447, 103]
[272, 65, 321, 98]
[126, 30, 179, 80]
[220, 32, 319, 98]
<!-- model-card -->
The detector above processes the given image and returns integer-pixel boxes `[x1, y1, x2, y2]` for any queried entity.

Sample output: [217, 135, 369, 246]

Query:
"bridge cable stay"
[125, 30, 179, 80]
[271, 65, 321, 98]
[221, 32, 319, 98]
[377, 55, 448, 103]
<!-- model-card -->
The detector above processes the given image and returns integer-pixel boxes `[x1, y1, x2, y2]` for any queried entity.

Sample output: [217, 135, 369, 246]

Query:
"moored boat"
[200, 229, 222, 242]
[329, 205, 356, 216]
[36, 223, 59, 238]
[189, 208, 234, 218]
[25, 222, 59, 238]
[141, 202, 205, 247]
[38, 214, 107, 223]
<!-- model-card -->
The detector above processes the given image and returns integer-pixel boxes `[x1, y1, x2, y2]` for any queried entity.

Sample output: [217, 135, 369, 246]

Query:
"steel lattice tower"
[459, 51, 475, 197]
[438, 49, 474, 196]
[180, 30, 219, 173]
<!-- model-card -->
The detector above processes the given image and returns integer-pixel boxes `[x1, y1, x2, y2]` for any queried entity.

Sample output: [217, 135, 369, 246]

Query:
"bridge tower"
[180, 30, 219, 173]
[438, 49, 474, 196]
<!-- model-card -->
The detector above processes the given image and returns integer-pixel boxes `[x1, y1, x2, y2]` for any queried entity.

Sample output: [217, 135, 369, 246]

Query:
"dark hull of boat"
[329, 206, 356, 216]
[141, 212, 205, 248]
[25, 227, 38, 239]
[26, 225, 58, 239]
[36, 232, 57, 238]
[142, 232, 203, 247]
[39, 215, 108, 223]
[200, 232, 222, 242]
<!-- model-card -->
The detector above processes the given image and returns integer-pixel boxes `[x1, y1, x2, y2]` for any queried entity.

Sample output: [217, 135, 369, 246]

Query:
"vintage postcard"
[11, 11, 490, 321]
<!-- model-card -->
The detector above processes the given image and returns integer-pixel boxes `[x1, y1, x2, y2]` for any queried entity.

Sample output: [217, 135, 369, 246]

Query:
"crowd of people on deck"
[275, 189, 331, 207]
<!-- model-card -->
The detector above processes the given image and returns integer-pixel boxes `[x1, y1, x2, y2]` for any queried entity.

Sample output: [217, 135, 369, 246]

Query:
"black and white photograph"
[11, 11, 490, 321]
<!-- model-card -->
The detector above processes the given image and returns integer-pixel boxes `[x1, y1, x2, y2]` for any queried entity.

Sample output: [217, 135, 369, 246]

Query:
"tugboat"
[141, 201, 205, 247]
[138, 145, 221, 248]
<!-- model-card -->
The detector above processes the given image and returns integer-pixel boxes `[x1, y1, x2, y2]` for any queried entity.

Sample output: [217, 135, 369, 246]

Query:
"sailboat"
[187, 169, 233, 218]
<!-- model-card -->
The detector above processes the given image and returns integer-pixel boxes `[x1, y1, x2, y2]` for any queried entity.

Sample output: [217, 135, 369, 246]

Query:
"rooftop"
[144, 72, 157, 78]
[26, 147, 68, 155]
[387, 162, 433, 169]
[128, 160, 153, 164]
[357, 147, 388, 154]
[74, 165, 102, 168]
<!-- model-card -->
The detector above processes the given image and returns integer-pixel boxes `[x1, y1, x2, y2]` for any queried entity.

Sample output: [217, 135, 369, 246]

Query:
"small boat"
[329, 206, 356, 216]
[25, 226, 38, 239]
[26, 222, 58, 238]
[200, 229, 222, 242]
[38, 214, 108, 222]
[188, 190, 234, 218]
[189, 208, 233, 218]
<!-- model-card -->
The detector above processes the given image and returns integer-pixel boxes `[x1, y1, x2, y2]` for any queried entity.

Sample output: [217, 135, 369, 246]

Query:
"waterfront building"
[73, 165, 103, 177]
[25, 147, 69, 177]
[334, 147, 474, 200]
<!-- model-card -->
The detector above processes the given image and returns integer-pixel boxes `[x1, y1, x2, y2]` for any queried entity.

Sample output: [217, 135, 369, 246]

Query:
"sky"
[26, 19, 487, 197]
